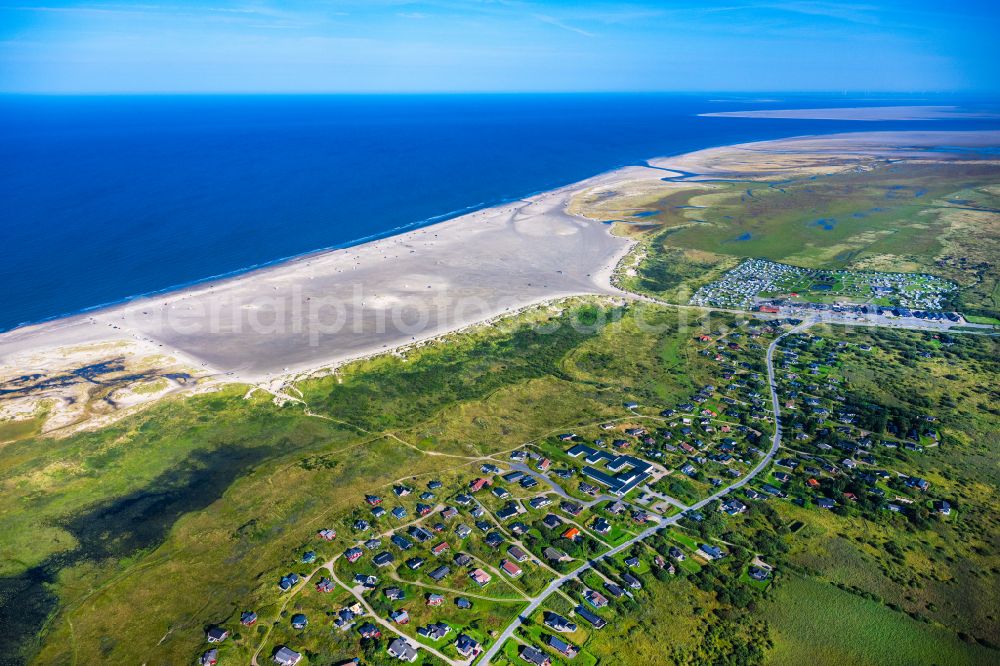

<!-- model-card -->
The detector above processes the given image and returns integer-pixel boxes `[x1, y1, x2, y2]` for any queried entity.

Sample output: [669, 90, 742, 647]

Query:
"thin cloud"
[532, 13, 594, 37]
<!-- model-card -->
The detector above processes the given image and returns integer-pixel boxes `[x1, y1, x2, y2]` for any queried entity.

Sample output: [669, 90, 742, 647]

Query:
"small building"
[417, 621, 451, 640]
[520, 646, 551, 666]
[428, 565, 451, 581]
[278, 573, 300, 591]
[543, 611, 576, 633]
[240, 611, 258, 626]
[357, 622, 381, 639]
[500, 559, 523, 577]
[470, 568, 492, 586]
[354, 573, 378, 588]
[575, 605, 606, 629]
[544, 547, 570, 562]
[272, 646, 303, 666]
[390, 609, 410, 625]
[546, 634, 579, 658]
[454, 634, 482, 658]
[561, 501, 584, 516]
[593, 518, 611, 535]
[390, 534, 413, 550]
[387, 638, 418, 662]
[508, 545, 529, 562]
[290, 613, 308, 630]
[470, 477, 492, 492]
[206, 627, 229, 643]
[604, 582, 624, 597]
[200, 649, 219, 665]
[529, 496, 552, 510]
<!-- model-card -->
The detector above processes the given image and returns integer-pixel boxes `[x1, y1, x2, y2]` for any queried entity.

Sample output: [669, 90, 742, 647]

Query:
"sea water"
[2, 93, 998, 331]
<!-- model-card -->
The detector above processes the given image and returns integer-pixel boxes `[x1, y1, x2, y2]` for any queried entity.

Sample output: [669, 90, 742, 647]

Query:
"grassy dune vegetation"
[613, 159, 1000, 317]
[765, 326, 1000, 652]
[0, 301, 727, 665]
[1, 304, 997, 665]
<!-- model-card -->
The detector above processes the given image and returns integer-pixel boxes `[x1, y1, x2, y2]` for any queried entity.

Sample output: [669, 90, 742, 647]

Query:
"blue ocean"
[1, 93, 998, 332]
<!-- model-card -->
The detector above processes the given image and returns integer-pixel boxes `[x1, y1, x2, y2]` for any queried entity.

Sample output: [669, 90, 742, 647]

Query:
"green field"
[764, 575, 995, 666]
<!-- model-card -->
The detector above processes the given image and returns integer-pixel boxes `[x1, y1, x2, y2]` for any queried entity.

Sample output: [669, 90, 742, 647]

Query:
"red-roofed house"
[500, 560, 523, 578]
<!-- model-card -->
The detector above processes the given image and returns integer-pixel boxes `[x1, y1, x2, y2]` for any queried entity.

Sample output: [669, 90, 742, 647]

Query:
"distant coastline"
[5, 94, 999, 331]
[699, 105, 1000, 121]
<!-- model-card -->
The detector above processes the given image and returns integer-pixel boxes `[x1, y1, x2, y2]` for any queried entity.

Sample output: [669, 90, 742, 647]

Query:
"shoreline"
[0, 126, 804, 336]
[0, 200, 492, 335]
[3, 129, 998, 396]
[0, 164, 648, 386]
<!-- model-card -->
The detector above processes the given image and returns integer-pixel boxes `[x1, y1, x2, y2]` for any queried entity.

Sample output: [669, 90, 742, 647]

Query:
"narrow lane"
[478, 321, 807, 664]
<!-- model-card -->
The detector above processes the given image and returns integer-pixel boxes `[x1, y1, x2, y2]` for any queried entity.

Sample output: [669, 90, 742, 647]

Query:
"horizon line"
[1, 90, 997, 98]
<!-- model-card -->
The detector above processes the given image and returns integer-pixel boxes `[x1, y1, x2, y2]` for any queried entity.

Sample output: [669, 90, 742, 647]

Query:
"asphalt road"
[478, 322, 805, 664]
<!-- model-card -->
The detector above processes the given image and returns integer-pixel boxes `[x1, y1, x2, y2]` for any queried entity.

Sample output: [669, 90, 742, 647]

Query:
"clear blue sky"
[1, 0, 997, 93]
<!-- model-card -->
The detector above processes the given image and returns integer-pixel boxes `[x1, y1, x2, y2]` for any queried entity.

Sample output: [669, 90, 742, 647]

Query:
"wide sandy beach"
[0, 165, 647, 386]
[2, 129, 997, 408]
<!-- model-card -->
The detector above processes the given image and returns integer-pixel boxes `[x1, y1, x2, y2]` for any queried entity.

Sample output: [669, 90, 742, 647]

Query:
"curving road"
[478, 321, 807, 664]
